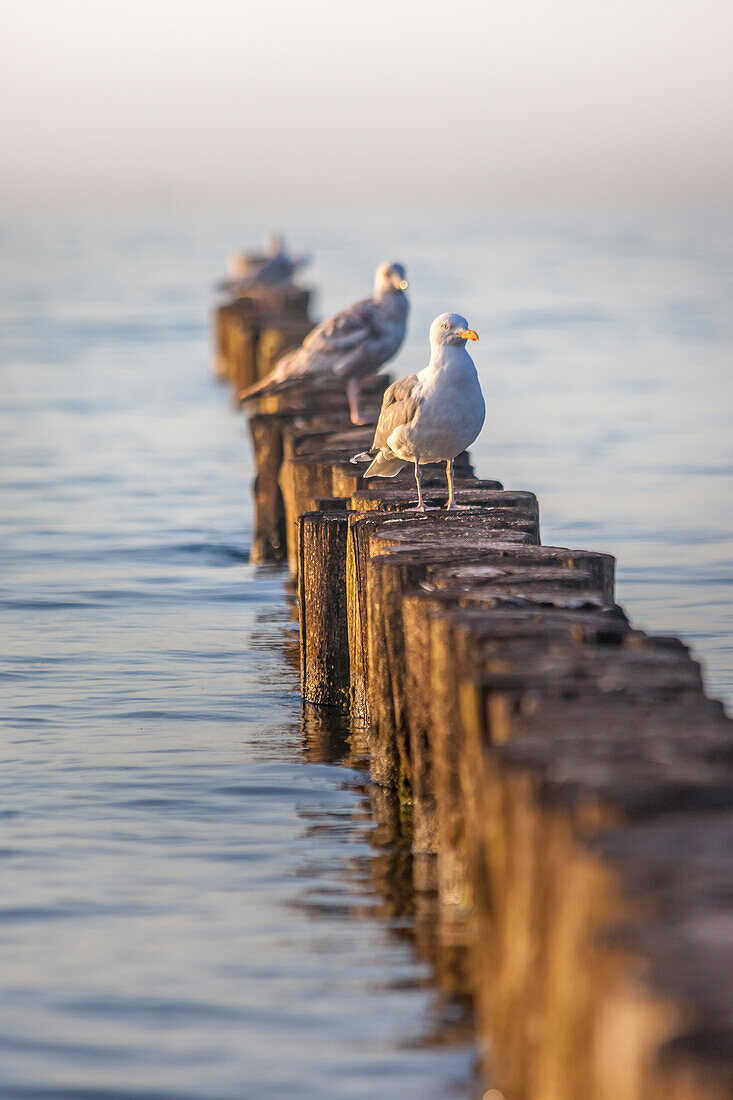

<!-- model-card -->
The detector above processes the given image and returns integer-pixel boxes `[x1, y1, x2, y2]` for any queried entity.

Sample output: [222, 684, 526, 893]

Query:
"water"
[1, 208, 731, 1098]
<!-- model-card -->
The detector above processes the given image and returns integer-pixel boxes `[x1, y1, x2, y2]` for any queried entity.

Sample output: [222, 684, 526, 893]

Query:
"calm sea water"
[1, 209, 731, 1098]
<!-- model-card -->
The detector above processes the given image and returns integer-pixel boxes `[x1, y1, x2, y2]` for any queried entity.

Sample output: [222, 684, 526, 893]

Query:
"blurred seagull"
[219, 235, 309, 294]
[239, 262, 409, 424]
[351, 312, 484, 510]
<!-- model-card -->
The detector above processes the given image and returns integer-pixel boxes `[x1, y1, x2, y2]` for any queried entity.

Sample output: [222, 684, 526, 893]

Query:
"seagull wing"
[304, 298, 380, 357]
[240, 298, 379, 397]
[371, 374, 421, 453]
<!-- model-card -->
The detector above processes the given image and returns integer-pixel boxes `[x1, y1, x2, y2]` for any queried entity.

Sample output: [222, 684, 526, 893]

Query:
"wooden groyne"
[214, 288, 733, 1100]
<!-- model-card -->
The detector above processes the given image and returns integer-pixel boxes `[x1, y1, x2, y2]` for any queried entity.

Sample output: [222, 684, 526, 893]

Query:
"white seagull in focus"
[351, 312, 485, 510]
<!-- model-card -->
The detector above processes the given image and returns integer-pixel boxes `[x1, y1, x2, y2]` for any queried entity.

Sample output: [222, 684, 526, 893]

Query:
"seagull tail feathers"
[238, 346, 305, 403]
[363, 451, 405, 478]
[238, 374, 297, 404]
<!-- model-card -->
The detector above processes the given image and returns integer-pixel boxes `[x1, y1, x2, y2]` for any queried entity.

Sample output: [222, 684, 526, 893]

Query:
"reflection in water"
[294, 702, 476, 1064]
[283, 589, 476, 1074]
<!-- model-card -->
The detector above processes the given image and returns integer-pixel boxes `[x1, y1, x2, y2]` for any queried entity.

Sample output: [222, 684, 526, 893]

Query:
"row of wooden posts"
[214, 282, 733, 1100]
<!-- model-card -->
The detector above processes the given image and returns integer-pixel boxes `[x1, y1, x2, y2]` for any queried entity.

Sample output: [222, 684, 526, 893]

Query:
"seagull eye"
[442, 322, 450, 330]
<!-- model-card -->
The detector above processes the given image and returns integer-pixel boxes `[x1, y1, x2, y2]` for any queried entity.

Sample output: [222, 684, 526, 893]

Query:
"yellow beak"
[398, 279, 408, 290]
[457, 328, 479, 341]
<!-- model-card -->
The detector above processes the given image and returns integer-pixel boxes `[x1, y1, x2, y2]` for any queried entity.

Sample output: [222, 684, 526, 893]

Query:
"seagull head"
[375, 261, 409, 296]
[265, 233, 285, 256]
[430, 313, 479, 347]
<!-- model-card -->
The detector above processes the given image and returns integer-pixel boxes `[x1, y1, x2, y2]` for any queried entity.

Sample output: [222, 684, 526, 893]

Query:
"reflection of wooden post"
[298, 510, 350, 708]
[300, 703, 352, 764]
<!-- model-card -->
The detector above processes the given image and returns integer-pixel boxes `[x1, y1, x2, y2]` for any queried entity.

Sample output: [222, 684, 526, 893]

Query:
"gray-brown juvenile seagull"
[239, 262, 409, 424]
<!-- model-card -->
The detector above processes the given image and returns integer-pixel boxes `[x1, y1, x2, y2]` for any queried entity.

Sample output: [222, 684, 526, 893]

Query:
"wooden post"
[256, 320, 313, 381]
[459, 685, 732, 1100]
[213, 304, 232, 381]
[286, 456, 340, 575]
[365, 551, 430, 790]
[225, 299, 260, 392]
[401, 590, 440, 854]
[248, 413, 288, 564]
[298, 510, 350, 707]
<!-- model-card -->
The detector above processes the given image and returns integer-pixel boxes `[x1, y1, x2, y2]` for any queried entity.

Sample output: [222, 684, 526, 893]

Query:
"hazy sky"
[1, 0, 731, 210]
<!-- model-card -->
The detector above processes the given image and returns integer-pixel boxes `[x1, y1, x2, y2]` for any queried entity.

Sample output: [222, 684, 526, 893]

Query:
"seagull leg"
[446, 458, 456, 509]
[347, 379, 370, 426]
[445, 458, 473, 510]
[412, 461, 428, 512]
[402, 461, 432, 512]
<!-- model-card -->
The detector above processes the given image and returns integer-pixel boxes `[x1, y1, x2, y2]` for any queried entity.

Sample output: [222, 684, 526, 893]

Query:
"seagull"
[218, 235, 309, 294]
[238, 262, 409, 424]
[351, 312, 485, 510]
